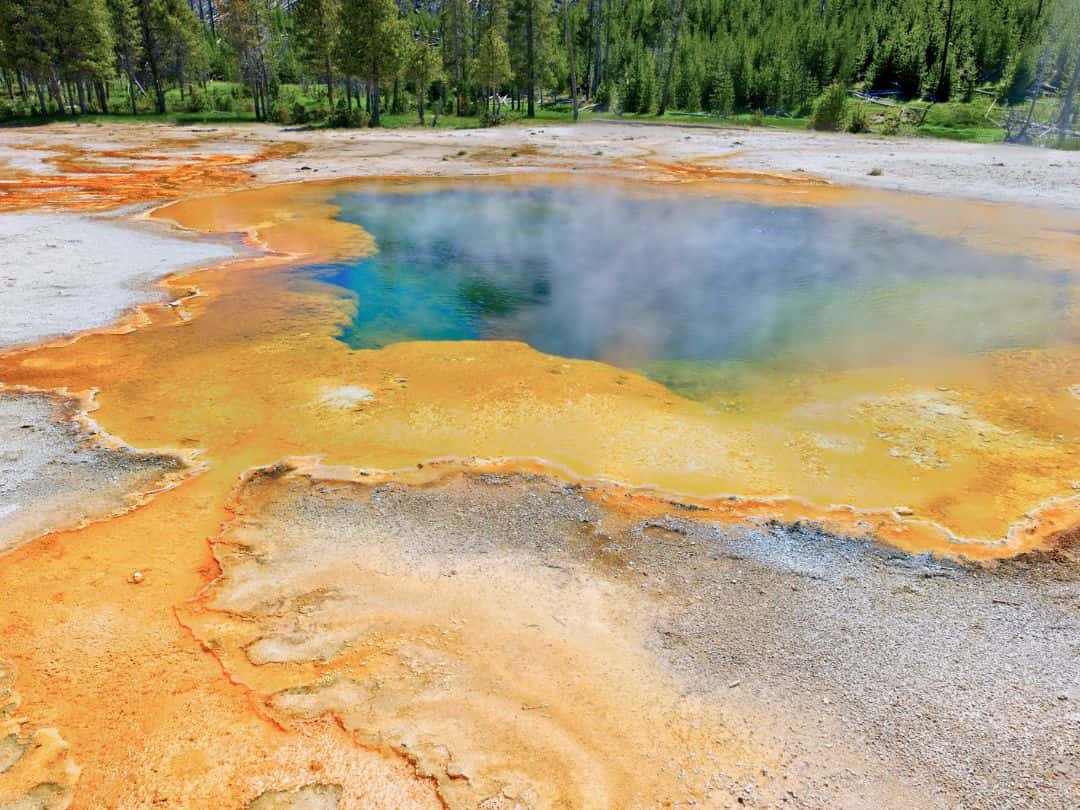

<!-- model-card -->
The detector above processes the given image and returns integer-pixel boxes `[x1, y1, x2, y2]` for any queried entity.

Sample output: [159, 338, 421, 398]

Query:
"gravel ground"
[641, 517, 1079, 809]
[193, 469, 1079, 809]
[0, 391, 186, 555]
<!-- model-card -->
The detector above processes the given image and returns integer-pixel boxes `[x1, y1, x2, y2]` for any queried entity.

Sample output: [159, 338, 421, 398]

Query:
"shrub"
[1002, 48, 1035, 105]
[328, 98, 367, 128]
[811, 82, 849, 131]
[184, 88, 208, 113]
[847, 104, 869, 133]
[751, 107, 766, 126]
[924, 102, 987, 129]
[595, 79, 615, 111]
[269, 100, 289, 124]
[480, 107, 506, 127]
[290, 101, 310, 124]
[210, 90, 234, 112]
[881, 113, 902, 135]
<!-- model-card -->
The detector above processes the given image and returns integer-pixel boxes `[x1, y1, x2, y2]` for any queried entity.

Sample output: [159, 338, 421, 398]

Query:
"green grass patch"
[371, 112, 486, 129]
[598, 110, 810, 130]
[914, 124, 1006, 143]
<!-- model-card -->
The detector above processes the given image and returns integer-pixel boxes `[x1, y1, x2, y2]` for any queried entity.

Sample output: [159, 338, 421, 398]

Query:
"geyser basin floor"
[182, 464, 1078, 809]
[0, 131, 1077, 809]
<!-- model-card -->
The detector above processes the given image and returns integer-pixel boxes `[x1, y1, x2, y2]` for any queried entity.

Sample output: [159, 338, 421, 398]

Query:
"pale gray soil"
[0, 391, 184, 555]
[202, 470, 1079, 809]
[0, 212, 234, 349]
[0, 121, 1076, 209]
[0, 212, 219, 557]
[241, 121, 1080, 210]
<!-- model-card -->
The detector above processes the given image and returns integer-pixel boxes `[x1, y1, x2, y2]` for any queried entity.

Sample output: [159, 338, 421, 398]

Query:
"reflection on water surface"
[320, 186, 1073, 391]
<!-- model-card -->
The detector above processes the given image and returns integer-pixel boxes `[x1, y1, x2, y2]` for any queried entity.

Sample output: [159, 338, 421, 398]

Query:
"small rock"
[129, 570, 144, 584]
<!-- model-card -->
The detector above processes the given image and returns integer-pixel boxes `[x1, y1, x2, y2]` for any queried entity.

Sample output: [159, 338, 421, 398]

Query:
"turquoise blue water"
[312, 185, 1072, 380]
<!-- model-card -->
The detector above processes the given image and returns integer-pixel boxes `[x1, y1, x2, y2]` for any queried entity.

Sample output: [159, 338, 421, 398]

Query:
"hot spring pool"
[312, 185, 1073, 393]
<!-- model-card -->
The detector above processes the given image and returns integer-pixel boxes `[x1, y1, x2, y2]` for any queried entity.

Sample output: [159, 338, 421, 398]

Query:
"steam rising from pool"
[318, 186, 1072, 388]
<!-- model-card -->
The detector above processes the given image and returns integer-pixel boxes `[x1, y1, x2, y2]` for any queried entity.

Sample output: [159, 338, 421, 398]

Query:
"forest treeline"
[0, 0, 1077, 130]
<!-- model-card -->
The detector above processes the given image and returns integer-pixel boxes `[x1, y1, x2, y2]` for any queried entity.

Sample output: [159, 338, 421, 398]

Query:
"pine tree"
[1, 0, 1059, 123]
[476, 24, 511, 117]
[339, 0, 408, 126]
[509, 0, 557, 117]
[406, 19, 445, 124]
[293, 0, 341, 106]
[220, 0, 278, 120]
[706, 60, 734, 116]
[106, 0, 144, 114]
[132, 0, 204, 114]
[441, 0, 471, 115]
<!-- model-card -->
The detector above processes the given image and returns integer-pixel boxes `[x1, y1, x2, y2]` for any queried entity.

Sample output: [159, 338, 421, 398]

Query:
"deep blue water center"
[315, 185, 1070, 381]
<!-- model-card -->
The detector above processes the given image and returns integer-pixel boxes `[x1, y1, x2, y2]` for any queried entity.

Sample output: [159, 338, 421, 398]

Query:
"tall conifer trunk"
[526, 8, 535, 117]
[936, 0, 956, 101]
[138, 0, 167, 113]
[1057, 49, 1079, 143]
[563, 0, 579, 121]
[658, 0, 686, 115]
